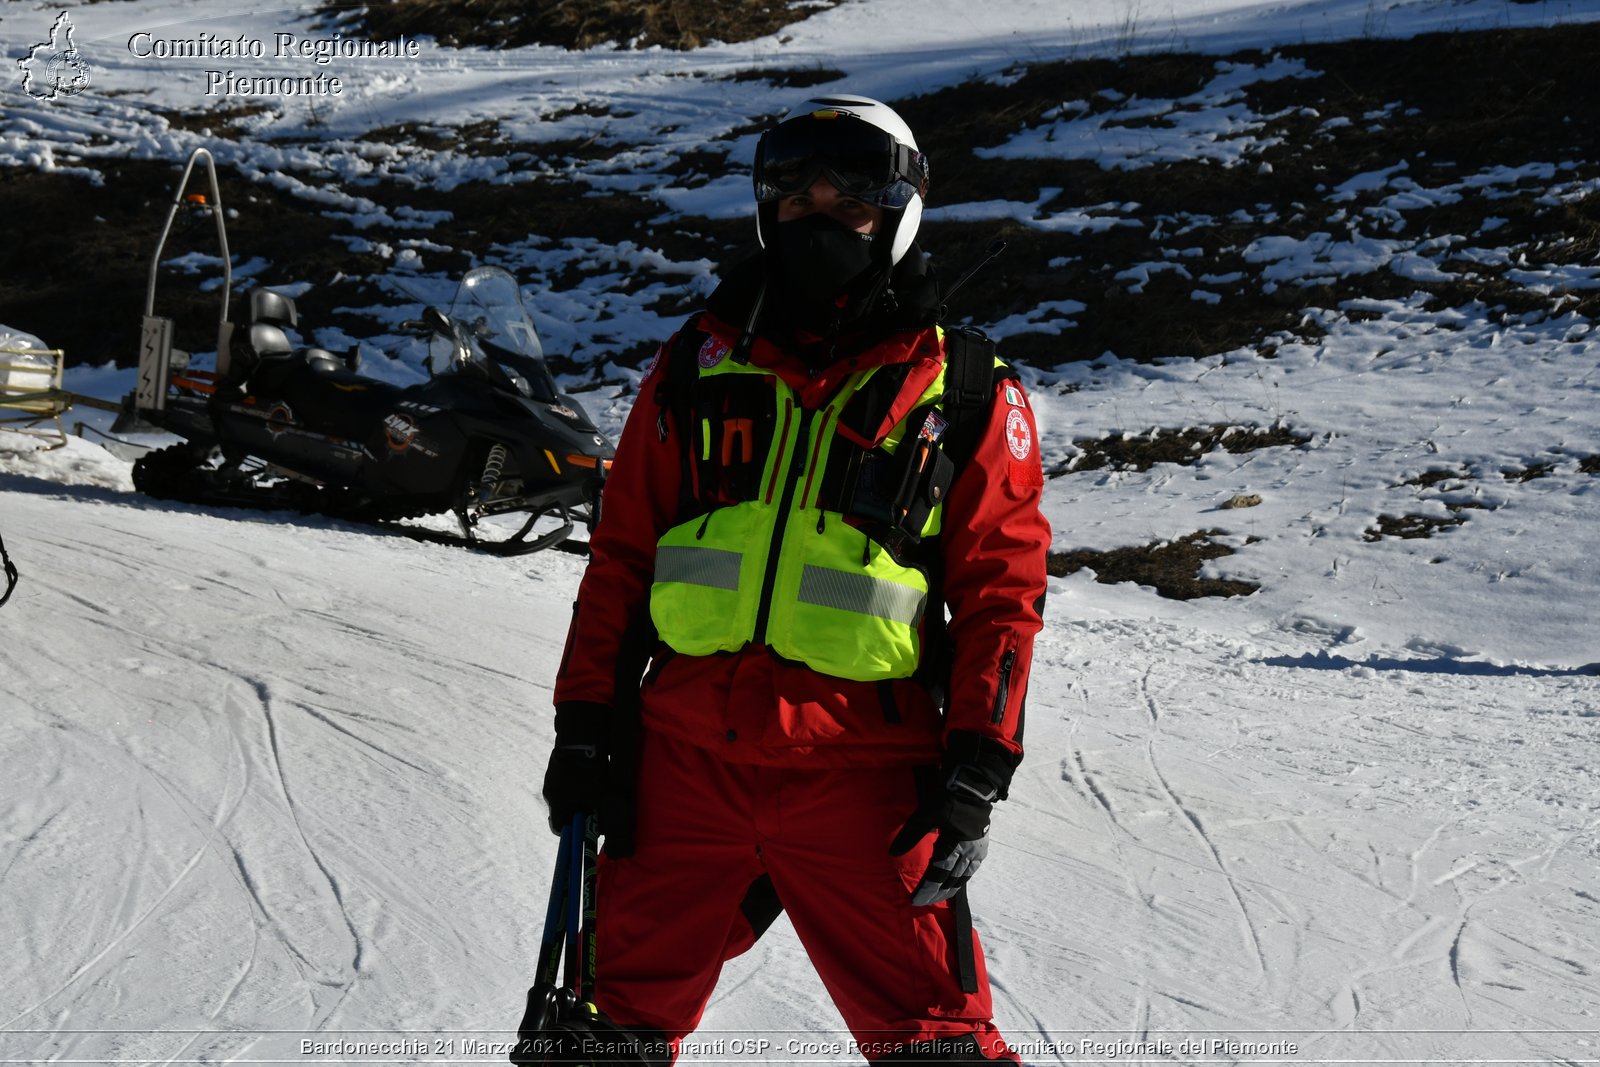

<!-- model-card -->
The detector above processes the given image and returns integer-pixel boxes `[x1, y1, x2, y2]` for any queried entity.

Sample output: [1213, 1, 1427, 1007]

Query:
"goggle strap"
[892, 142, 928, 192]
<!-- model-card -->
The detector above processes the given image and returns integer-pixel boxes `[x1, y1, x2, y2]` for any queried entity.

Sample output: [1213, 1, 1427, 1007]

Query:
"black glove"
[541, 701, 608, 835]
[510, 1001, 669, 1067]
[888, 731, 1020, 907]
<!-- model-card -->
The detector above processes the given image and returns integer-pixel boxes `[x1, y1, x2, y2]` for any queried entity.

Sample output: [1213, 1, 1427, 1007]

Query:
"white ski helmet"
[752, 94, 929, 268]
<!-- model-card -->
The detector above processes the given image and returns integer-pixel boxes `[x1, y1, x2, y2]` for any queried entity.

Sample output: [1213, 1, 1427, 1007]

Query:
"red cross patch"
[698, 336, 729, 369]
[1005, 409, 1032, 461]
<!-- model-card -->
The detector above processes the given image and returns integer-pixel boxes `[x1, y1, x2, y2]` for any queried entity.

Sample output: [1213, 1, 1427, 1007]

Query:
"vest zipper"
[764, 398, 795, 505]
[991, 647, 1017, 724]
[798, 404, 836, 509]
[753, 405, 814, 647]
[643, 649, 676, 685]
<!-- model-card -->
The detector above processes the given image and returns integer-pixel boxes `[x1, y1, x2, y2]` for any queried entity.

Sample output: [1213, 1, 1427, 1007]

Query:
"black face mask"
[774, 214, 880, 315]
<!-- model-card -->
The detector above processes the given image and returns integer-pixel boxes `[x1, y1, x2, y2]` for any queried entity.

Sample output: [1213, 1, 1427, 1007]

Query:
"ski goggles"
[753, 112, 928, 209]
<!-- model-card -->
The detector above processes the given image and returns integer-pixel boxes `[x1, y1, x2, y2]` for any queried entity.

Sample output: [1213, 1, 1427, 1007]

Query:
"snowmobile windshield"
[444, 267, 561, 403]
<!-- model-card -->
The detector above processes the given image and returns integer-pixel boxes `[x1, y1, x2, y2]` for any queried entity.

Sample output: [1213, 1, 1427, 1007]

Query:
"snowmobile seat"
[276, 361, 400, 430]
[249, 322, 294, 358]
[303, 348, 343, 375]
[251, 289, 299, 329]
[243, 323, 303, 395]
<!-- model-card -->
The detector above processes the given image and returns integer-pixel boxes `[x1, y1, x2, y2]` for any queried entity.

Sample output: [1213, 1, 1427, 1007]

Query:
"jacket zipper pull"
[696, 512, 713, 539]
[991, 647, 1017, 724]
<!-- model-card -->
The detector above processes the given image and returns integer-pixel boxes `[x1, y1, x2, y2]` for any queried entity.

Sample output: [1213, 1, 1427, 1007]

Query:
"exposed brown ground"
[2, 18, 1594, 595]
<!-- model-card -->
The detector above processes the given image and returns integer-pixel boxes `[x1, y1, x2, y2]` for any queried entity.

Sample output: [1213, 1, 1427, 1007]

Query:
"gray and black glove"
[541, 701, 608, 835]
[888, 731, 1020, 907]
[511, 1000, 669, 1066]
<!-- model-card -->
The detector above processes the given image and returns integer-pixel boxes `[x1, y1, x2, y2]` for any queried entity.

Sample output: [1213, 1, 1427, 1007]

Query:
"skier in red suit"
[534, 93, 1050, 1065]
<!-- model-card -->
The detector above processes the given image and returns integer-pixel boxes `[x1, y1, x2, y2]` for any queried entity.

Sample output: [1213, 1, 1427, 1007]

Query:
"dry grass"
[317, 0, 844, 51]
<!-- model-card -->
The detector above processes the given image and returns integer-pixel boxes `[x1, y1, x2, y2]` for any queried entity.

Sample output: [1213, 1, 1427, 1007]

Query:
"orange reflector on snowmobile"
[564, 454, 612, 471]
[171, 370, 220, 395]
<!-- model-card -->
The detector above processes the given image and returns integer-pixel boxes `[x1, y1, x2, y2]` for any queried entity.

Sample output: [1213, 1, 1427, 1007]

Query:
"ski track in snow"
[1136, 665, 1269, 981]
[3, 433, 1599, 1065]
[978, 616, 1599, 1065]
[0, 482, 582, 1062]
[250, 675, 366, 985]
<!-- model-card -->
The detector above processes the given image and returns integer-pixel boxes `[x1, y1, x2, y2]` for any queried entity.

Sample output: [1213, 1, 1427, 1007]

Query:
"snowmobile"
[122, 148, 613, 554]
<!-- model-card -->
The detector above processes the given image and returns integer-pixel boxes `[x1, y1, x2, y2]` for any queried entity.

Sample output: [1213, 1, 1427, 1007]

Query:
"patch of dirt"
[1579, 455, 1600, 475]
[1502, 462, 1555, 483]
[1363, 500, 1485, 541]
[718, 67, 847, 88]
[906, 24, 1600, 361]
[0, 160, 379, 365]
[317, 0, 846, 51]
[1397, 467, 1469, 490]
[360, 119, 506, 154]
[1058, 423, 1310, 475]
[154, 102, 276, 139]
[1046, 530, 1258, 599]
[0, 156, 738, 368]
[6, 23, 1599, 375]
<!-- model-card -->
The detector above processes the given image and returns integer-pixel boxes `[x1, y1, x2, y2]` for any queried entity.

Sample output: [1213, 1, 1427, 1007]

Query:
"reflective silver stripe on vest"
[797, 565, 925, 626]
[654, 545, 743, 591]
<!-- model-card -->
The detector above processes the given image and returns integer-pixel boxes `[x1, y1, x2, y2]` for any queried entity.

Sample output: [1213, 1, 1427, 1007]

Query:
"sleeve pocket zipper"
[991, 647, 1017, 724]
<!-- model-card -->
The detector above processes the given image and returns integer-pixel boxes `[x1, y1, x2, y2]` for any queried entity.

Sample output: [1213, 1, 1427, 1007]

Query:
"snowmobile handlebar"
[399, 308, 451, 338]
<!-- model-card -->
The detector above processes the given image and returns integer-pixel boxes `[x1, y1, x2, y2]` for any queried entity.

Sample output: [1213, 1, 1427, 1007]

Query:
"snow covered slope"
[3, 0, 1599, 1063]
[2, 440, 1596, 1064]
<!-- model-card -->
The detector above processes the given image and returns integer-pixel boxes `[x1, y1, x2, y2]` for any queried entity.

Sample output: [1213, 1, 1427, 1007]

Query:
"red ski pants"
[593, 729, 1017, 1063]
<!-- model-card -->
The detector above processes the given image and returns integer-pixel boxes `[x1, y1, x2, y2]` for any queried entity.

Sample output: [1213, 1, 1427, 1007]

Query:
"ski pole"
[515, 818, 576, 1045]
[541, 819, 576, 989]
[561, 813, 585, 997]
[579, 814, 600, 1001]
[0, 530, 17, 608]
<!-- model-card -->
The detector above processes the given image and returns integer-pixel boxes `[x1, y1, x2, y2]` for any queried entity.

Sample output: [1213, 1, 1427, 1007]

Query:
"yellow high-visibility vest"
[650, 347, 953, 682]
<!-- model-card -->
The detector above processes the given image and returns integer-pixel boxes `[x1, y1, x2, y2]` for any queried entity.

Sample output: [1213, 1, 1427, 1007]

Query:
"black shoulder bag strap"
[931, 326, 1017, 994]
[939, 325, 1016, 468]
[653, 313, 711, 522]
[917, 325, 1014, 703]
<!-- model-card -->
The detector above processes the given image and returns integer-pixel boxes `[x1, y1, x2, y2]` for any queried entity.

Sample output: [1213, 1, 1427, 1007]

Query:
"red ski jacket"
[553, 310, 1050, 768]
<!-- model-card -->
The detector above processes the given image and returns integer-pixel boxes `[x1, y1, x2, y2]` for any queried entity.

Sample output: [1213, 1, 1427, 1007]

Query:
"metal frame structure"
[0, 346, 69, 449]
[137, 146, 233, 414]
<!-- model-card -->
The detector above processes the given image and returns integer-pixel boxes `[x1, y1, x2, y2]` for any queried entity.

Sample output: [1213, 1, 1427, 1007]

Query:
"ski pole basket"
[0, 346, 69, 450]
